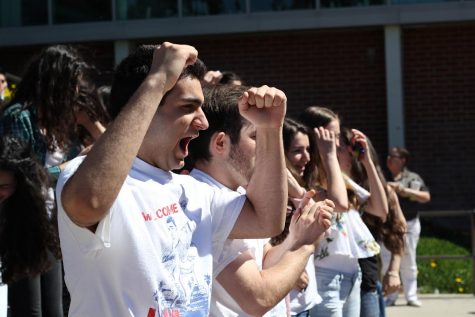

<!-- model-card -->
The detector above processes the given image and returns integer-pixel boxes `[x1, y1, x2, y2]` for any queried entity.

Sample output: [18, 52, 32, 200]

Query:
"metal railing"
[417, 209, 475, 295]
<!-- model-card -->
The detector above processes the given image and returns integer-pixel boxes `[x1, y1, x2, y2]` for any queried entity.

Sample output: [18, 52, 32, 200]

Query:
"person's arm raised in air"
[61, 43, 198, 229]
[218, 191, 334, 316]
[228, 86, 288, 238]
[287, 128, 348, 213]
[314, 127, 348, 212]
[352, 129, 388, 221]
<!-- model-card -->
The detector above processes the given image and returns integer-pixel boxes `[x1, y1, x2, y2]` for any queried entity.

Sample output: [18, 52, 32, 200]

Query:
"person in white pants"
[385, 147, 431, 307]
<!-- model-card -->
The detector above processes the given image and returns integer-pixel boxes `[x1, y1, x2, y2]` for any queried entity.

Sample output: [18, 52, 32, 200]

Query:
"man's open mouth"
[179, 137, 193, 154]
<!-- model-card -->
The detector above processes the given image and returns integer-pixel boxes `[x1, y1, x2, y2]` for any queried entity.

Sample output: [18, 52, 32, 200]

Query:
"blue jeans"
[361, 289, 378, 317]
[360, 281, 386, 317]
[376, 282, 386, 317]
[310, 267, 362, 317]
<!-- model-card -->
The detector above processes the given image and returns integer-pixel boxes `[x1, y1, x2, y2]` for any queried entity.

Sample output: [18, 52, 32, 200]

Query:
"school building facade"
[1, 0, 474, 211]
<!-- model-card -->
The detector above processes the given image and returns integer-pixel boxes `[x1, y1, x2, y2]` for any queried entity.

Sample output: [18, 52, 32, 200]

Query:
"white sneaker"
[407, 299, 422, 307]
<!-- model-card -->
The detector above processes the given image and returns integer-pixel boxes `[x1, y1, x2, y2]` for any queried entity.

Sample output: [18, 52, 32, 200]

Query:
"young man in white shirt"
[187, 84, 334, 316]
[57, 43, 288, 316]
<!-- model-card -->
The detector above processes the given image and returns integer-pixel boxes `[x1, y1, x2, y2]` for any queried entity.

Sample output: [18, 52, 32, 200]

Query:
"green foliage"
[417, 237, 473, 294]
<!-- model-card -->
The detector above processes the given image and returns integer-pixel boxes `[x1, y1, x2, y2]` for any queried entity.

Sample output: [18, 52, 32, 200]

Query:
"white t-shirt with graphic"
[57, 157, 245, 317]
[190, 168, 288, 317]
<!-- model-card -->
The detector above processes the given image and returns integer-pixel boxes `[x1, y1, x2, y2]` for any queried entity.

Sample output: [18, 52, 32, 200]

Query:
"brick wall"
[403, 23, 475, 210]
[171, 27, 388, 165]
[171, 25, 475, 211]
[1, 29, 388, 159]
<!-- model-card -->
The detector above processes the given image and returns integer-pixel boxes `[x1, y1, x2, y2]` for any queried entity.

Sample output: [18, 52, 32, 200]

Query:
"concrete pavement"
[385, 294, 475, 317]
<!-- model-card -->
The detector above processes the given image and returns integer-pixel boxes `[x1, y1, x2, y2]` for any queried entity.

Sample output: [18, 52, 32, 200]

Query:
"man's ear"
[210, 131, 230, 157]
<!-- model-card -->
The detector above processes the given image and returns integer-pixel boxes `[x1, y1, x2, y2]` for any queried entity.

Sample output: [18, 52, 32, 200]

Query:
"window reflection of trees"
[53, 0, 112, 23]
[251, 0, 315, 12]
[183, 0, 245, 16]
[124, 0, 177, 19]
[319, 0, 385, 7]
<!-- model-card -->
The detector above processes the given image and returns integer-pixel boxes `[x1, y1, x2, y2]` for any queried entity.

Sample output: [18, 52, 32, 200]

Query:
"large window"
[0, 0, 468, 27]
[182, 0, 245, 16]
[250, 0, 315, 12]
[390, 0, 448, 4]
[319, 0, 384, 7]
[116, 0, 178, 20]
[53, 0, 112, 24]
[0, 0, 48, 27]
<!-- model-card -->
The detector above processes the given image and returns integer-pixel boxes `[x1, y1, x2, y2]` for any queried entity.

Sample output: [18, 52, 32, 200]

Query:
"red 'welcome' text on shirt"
[141, 203, 179, 221]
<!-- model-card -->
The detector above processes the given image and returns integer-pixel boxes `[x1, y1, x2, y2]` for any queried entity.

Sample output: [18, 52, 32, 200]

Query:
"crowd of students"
[0, 42, 430, 317]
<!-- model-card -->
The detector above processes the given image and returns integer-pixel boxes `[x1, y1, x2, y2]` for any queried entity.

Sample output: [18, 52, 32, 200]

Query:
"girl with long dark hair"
[0, 137, 62, 316]
[0, 45, 107, 316]
[271, 117, 349, 316]
[298, 106, 387, 317]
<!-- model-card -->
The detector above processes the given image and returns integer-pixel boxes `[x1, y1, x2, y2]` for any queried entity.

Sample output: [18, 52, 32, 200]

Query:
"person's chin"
[171, 158, 185, 171]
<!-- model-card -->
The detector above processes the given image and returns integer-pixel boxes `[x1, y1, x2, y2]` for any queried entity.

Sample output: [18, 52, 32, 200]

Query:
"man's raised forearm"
[246, 127, 287, 236]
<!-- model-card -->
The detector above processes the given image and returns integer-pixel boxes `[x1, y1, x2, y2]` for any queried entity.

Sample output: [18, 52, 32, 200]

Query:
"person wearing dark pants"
[8, 255, 63, 317]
